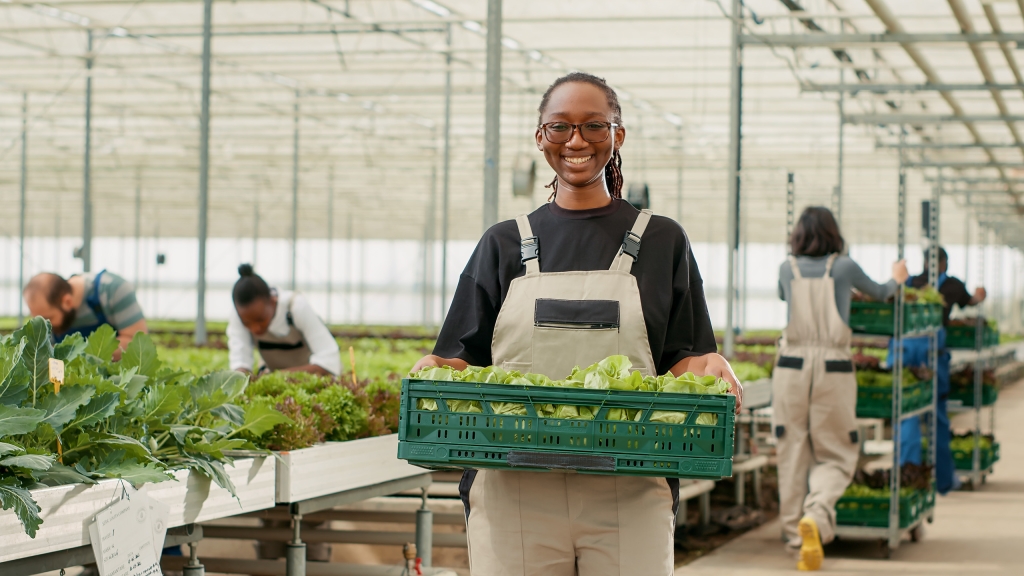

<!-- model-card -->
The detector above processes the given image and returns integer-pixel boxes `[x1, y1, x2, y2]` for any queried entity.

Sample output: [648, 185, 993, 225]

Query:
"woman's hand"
[411, 355, 470, 374]
[892, 259, 909, 284]
[671, 353, 743, 413]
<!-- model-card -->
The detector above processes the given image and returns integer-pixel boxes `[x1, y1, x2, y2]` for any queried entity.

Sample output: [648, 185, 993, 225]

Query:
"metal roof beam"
[878, 142, 1021, 149]
[926, 176, 1024, 184]
[845, 113, 1024, 124]
[740, 32, 1024, 47]
[806, 82, 1024, 93]
[940, 189, 1019, 195]
[906, 161, 1024, 169]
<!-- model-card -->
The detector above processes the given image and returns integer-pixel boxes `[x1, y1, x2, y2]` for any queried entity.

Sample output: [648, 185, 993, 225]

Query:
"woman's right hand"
[411, 355, 442, 373]
[411, 355, 470, 374]
[892, 259, 909, 284]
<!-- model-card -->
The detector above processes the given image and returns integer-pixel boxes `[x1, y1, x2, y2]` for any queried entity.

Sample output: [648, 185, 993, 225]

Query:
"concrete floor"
[679, 376, 1024, 575]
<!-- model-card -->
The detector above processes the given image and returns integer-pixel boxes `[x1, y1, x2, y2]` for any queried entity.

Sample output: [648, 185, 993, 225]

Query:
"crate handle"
[507, 451, 616, 471]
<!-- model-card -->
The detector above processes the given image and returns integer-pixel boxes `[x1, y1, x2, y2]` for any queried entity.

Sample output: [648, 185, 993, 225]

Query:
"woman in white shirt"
[227, 264, 341, 377]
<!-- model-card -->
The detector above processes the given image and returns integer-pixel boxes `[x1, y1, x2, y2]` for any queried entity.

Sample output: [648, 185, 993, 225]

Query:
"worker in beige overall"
[226, 263, 342, 561]
[413, 72, 741, 576]
[774, 207, 907, 570]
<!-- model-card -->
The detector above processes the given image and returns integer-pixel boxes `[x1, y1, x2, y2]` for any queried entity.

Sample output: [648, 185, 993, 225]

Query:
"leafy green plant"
[242, 372, 371, 450]
[0, 318, 291, 538]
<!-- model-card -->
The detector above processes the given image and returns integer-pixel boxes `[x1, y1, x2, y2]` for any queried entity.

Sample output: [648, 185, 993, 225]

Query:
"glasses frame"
[538, 121, 620, 144]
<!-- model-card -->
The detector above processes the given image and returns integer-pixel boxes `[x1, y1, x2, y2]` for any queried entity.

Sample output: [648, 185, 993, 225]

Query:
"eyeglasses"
[538, 121, 619, 144]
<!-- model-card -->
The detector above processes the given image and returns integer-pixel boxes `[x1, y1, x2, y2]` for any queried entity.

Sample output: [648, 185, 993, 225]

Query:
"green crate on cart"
[836, 491, 920, 528]
[849, 302, 919, 336]
[953, 441, 1000, 471]
[947, 324, 999, 349]
[948, 384, 998, 407]
[925, 304, 943, 329]
[398, 378, 736, 480]
[856, 378, 933, 419]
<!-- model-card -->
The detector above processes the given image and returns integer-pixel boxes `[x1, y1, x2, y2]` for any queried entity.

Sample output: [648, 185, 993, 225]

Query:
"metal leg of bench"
[286, 512, 306, 576]
[699, 492, 711, 527]
[182, 542, 205, 576]
[416, 487, 433, 567]
[753, 467, 763, 508]
[735, 471, 746, 506]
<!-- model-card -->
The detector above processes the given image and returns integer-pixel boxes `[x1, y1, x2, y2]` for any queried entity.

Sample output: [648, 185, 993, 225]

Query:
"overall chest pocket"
[532, 299, 620, 379]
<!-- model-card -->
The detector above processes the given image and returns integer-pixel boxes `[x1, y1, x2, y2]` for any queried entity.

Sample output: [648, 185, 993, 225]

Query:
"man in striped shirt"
[23, 270, 148, 360]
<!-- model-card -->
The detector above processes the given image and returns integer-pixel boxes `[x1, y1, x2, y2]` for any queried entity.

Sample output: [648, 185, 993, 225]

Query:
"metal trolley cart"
[833, 144, 939, 557]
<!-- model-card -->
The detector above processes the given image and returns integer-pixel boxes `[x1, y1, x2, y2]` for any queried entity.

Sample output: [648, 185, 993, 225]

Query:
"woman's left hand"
[674, 353, 742, 413]
[701, 353, 743, 413]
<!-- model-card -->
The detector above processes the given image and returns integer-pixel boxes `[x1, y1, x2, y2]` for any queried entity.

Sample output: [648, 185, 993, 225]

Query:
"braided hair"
[537, 72, 624, 200]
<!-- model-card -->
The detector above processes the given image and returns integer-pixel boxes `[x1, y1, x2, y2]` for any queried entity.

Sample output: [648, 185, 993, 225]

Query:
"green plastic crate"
[949, 384, 998, 407]
[856, 378, 934, 419]
[953, 441, 1000, 471]
[836, 491, 921, 528]
[849, 302, 920, 336]
[397, 379, 736, 479]
[946, 324, 1000, 349]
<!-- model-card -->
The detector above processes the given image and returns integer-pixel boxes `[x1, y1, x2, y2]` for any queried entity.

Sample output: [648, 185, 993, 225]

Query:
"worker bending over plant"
[23, 270, 147, 360]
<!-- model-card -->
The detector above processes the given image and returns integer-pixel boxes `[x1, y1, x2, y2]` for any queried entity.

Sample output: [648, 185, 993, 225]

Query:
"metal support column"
[134, 169, 141, 284]
[482, 0, 502, 230]
[18, 93, 27, 326]
[676, 125, 684, 223]
[964, 205, 971, 285]
[834, 62, 845, 227]
[889, 127, 908, 551]
[724, 0, 743, 358]
[440, 23, 453, 322]
[195, 0, 213, 346]
[291, 90, 301, 291]
[82, 30, 93, 272]
[423, 160, 437, 329]
[785, 172, 795, 243]
[253, 195, 260, 267]
[928, 174, 941, 501]
[327, 167, 334, 325]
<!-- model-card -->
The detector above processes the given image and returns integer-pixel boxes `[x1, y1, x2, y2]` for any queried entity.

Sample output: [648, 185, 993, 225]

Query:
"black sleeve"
[941, 277, 972, 310]
[657, 240, 718, 374]
[432, 274, 497, 366]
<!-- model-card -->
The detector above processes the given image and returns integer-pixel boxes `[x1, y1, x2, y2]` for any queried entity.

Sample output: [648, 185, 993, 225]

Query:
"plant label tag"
[145, 492, 171, 559]
[91, 495, 162, 576]
[48, 358, 64, 393]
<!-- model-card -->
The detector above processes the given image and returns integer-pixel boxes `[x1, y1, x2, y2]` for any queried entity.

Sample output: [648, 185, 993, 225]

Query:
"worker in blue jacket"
[895, 247, 986, 494]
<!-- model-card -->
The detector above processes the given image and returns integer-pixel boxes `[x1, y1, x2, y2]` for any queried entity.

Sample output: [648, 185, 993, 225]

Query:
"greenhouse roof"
[1, 0, 1023, 249]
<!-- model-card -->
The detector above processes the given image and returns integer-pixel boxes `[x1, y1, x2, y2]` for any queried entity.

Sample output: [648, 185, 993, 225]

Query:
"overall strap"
[516, 215, 540, 276]
[824, 253, 839, 277]
[87, 270, 108, 323]
[285, 293, 296, 326]
[787, 256, 803, 279]
[611, 209, 653, 272]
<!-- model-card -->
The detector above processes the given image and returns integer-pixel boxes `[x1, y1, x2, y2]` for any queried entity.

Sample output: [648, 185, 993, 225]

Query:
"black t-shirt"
[910, 274, 973, 325]
[433, 199, 717, 375]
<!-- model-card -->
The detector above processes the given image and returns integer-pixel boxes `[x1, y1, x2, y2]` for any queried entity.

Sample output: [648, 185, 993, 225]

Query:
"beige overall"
[254, 294, 314, 372]
[462, 210, 677, 576]
[772, 254, 860, 546]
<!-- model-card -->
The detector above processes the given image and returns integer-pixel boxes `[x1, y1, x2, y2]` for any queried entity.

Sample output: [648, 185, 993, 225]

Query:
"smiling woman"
[409, 71, 743, 576]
